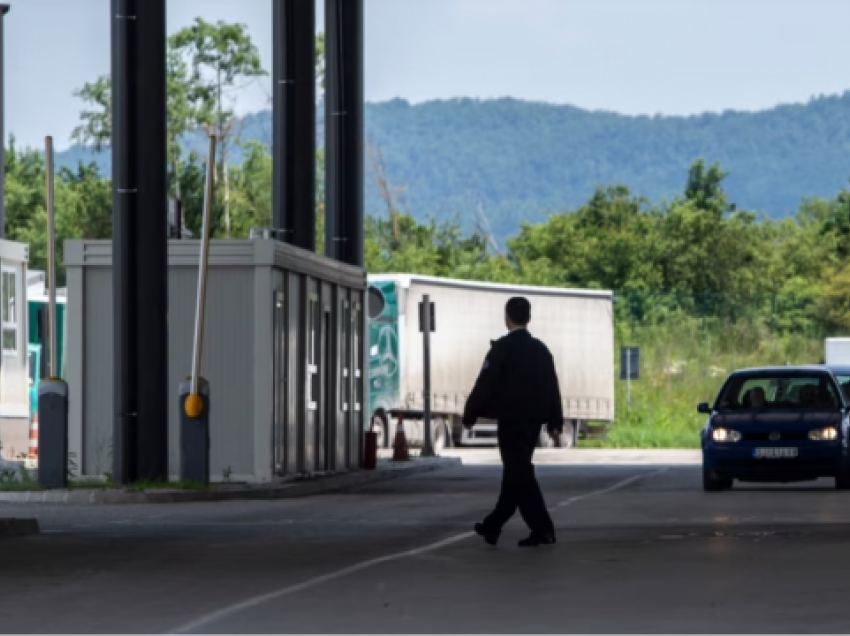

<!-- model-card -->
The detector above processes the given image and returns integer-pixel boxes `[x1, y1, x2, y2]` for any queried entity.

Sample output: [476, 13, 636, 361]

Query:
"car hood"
[712, 410, 842, 431]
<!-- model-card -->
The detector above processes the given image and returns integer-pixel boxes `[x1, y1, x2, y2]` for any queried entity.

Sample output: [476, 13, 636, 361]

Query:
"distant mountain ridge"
[55, 93, 850, 242]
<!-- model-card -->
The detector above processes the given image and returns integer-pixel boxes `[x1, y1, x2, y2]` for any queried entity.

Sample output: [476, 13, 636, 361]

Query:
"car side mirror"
[697, 402, 711, 414]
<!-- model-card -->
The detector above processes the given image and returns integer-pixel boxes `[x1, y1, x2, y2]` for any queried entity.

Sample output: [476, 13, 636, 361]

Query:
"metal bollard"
[37, 379, 68, 489]
[179, 378, 210, 485]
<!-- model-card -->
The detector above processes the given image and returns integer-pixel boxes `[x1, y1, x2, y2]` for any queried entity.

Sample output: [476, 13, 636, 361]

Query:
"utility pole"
[325, 0, 364, 266]
[421, 294, 435, 457]
[38, 137, 69, 490]
[0, 5, 10, 238]
[111, 0, 169, 484]
[272, 0, 316, 251]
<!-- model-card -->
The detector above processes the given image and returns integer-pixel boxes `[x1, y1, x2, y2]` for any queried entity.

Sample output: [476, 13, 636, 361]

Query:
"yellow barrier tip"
[185, 393, 204, 418]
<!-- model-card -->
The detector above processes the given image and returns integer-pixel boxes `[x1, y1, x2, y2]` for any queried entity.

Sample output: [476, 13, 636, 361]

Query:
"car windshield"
[836, 375, 850, 401]
[716, 374, 841, 410]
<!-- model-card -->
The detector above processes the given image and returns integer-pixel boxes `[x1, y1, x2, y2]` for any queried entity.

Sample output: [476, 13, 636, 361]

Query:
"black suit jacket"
[462, 328, 564, 432]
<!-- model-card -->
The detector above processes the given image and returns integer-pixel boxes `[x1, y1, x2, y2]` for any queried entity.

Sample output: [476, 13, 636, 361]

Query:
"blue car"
[700, 366, 850, 491]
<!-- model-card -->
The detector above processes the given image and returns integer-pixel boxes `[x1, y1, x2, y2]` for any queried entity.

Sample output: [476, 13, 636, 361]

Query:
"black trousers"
[482, 420, 555, 536]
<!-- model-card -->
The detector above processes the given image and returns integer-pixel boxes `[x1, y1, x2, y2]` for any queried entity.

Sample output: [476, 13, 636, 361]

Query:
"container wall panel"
[66, 239, 366, 481]
[304, 278, 319, 472]
[351, 291, 364, 468]
[336, 287, 349, 470]
[82, 268, 114, 475]
[287, 272, 302, 474]
[167, 267, 255, 479]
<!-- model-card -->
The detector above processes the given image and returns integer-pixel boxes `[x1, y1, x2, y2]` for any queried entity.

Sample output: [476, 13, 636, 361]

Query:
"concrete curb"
[0, 518, 40, 536]
[0, 457, 461, 505]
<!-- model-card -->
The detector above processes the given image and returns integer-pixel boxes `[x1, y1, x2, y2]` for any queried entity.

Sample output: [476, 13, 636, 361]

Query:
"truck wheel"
[703, 467, 732, 492]
[836, 463, 850, 490]
[371, 412, 389, 449]
[537, 426, 555, 449]
[557, 421, 576, 449]
[452, 427, 464, 447]
[432, 421, 447, 454]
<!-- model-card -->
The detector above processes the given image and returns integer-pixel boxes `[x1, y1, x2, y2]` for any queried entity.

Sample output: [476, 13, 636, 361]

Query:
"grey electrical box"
[38, 379, 69, 489]
[179, 378, 210, 486]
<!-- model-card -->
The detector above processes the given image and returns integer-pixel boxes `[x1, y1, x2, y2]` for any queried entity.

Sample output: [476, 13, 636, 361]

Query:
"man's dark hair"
[506, 297, 531, 326]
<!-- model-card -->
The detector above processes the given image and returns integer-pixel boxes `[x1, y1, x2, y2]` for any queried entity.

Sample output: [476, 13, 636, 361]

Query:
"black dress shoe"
[518, 532, 556, 547]
[474, 523, 500, 546]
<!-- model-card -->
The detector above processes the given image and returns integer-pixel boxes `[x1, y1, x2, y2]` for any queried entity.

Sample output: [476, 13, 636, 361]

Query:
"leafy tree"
[509, 185, 662, 291]
[4, 138, 111, 283]
[227, 140, 272, 238]
[60, 162, 112, 240]
[817, 263, 850, 332]
[316, 32, 326, 92]
[70, 77, 111, 151]
[70, 57, 215, 200]
[169, 18, 267, 237]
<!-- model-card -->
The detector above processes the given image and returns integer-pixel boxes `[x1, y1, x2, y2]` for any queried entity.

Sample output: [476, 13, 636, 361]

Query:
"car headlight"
[809, 427, 838, 441]
[712, 428, 742, 443]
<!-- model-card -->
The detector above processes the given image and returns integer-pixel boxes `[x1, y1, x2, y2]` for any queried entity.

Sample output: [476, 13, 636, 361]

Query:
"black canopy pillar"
[325, 0, 364, 267]
[272, 0, 317, 251]
[0, 4, 10, 238]
[111, 0, 169, 484]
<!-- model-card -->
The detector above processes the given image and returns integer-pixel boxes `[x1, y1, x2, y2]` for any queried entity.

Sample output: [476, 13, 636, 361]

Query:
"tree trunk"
[222, 140, 231, 238]
[172, 158, 182, 199]
[216, 67, 230, 238]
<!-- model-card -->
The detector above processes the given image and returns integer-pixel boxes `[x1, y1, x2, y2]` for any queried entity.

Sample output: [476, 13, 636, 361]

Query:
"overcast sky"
[6, 0, 850, 150]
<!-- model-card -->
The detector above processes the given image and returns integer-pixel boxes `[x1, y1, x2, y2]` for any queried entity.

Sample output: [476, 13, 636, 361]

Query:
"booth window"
[353, 302, 362, 411]
[307, 295, 319, 410]
[2, 266, 17, 356]
[341, 301, 351, 410]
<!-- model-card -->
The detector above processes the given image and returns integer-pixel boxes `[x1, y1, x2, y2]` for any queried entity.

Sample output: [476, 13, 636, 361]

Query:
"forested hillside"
[57, 93, 850, 242]
[19, 22, 850, 448]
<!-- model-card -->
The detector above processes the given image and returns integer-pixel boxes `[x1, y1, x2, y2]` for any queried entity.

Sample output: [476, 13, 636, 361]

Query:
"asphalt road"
[3, 450, 850, 633]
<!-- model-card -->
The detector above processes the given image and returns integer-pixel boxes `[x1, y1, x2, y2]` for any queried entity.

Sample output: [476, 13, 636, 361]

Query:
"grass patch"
[0, 465, 41, 491]
[581, 318, 824, 449]
[125, 479, 207, 492]
[69, 478, 111, 490]
[0, 468, 208, 493]
[0, 480, 43, 492]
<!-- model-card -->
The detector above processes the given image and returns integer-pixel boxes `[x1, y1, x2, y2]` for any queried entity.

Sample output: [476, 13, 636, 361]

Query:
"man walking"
[463, 297, 563, 547]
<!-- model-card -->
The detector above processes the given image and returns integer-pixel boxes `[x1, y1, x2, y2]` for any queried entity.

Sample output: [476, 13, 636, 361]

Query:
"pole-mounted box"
[38, 379, 68, 489]
[179, 378, 210, 486]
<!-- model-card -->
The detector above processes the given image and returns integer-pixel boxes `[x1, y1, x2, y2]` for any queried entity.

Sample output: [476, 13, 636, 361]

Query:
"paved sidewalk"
[0, 456, 461, 505]
[381, 448, 701, 466]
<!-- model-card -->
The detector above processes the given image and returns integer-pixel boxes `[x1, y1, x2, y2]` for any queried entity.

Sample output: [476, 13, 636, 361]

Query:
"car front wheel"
[371, 412, 389, 449]
[703, 466, 733, 492]
[836, 464, 850, 490]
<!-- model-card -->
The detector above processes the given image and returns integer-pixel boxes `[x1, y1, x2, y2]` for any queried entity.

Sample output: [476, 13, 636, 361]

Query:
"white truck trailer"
[367, 274, 615, 451]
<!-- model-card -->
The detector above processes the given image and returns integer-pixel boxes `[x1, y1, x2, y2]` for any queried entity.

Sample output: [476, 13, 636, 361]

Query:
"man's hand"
[463, 415, 476, 431]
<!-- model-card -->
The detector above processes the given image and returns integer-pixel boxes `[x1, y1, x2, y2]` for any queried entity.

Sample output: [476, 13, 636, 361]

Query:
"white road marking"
[555, 469, 667, 509]
[169, 469, 660, 634]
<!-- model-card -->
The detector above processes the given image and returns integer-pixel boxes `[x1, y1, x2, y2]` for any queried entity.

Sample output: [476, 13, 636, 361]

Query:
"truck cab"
[367, 281, 401, 448]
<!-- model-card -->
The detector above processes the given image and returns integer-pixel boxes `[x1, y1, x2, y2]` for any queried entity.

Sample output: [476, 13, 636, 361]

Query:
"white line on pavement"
[555, 468, 667, 509]
[169, 469, 662, 635]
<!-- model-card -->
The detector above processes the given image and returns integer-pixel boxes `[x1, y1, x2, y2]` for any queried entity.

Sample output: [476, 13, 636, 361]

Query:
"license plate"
[753, 447, 798, 459]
